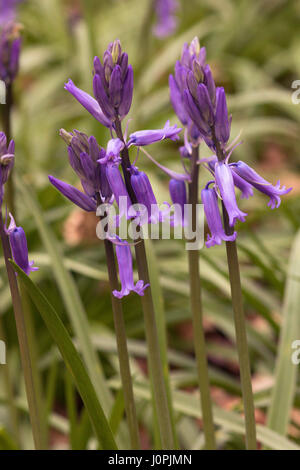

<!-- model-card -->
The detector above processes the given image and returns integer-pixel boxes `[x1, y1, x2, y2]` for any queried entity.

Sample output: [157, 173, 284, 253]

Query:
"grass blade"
[267, 229, 300, 434]
[10, 260, 117, 450]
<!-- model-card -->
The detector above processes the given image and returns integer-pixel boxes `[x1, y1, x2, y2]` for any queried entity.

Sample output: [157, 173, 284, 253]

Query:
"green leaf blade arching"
[10, 261, 117, 450]
[267, 230, 300, 435]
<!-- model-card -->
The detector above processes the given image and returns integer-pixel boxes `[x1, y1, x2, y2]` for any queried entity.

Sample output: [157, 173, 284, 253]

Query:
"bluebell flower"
[127, 120, 181, 147]
[130, 166, 170, 224]
[113, 238, 149, 299]
[6, 213, 38, 276]
[232, 161, 292, 209]
[214, 162, 247, 227]
[201, 184, 236, 248]
[105, 162, 132, 220]
[93, 40, 133, 122]
[169, 178, 187, 226]
[0, 23, 22, 85]
[169, 37, 206, 143]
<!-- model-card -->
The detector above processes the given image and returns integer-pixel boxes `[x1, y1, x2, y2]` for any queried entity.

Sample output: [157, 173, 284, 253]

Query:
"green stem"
[20, 285, 47, 448]
[0, 215, 44, 449]
[114, 119, 175, 449]
[0, 317, 21, 446]
[222, 208, 257, 450]
[187, 146, 216, 449]
[104, 239, 141, 449]
[97, 195, 140, 449]
[213, 130, 257, 450]
[2, 83, 15, 215]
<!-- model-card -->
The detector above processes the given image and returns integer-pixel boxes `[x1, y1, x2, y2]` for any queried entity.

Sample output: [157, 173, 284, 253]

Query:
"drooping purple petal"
[231, 171, 254, 199]
[232, 161, 292, 209]
[201, 185, 236, 248]
[7, 214, 38, 276]
[113, 239, 149, 298]
[128, 120, 181, 147]
[215, 162, 247, 226]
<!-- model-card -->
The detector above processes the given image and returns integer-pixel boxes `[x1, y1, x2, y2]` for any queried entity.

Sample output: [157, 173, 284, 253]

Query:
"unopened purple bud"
[105, 163, 132, 218]
[186, 70, 198, 99]
[113, 239, 149, 299]
[183, 89, 210, 138]
[64, 79, 112, 128]
[169, 178, 187, 206]
[7, 214, 38, 276]
[119, 65, 133, 119]
[169, 74, 189, 126]
[215, 162, 247, 226]
[109, 65, 122, 107]
[131, 167, 160, 223]
[214, 87, 231, 145]
[49, 175, 97, 212]
[92, 41, 133, 121]
[196, 83, 214, 125]
[0, 24, 22, 84]
[201, 186, 236, 248]
[232, 161, 292, 209]
[203, 64, 216, 106]
[93, 74, 116, 121]
[169, 178, 187, 226]
[99, 162, 112, 201]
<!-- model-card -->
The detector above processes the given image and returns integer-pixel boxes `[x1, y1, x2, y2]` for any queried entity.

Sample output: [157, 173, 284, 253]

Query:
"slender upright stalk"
[213, 132, 257, 450]
[0, 318, 21, 446]
[0, 215, 44, 449]
[114, 119, 175, 449]
[97, 195, 140, 449]
[2, 84, 15, 214]
[187, 146, 216, 449]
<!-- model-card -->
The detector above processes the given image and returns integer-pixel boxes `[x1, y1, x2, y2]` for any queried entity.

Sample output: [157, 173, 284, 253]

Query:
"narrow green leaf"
[110, 379, 300, 451]
[267, 230, 300, 434]
[144, 238, 178, 447]
[10, 260, 117, 450]
[16, 177, 113, 415]
[109, 389, 125, 436]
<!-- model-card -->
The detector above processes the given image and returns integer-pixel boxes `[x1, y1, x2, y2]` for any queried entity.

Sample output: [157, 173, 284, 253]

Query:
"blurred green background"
[0, 0, 300, 450]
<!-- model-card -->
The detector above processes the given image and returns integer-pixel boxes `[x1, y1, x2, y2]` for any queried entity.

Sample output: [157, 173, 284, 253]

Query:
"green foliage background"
[0, 0, 300, 449]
